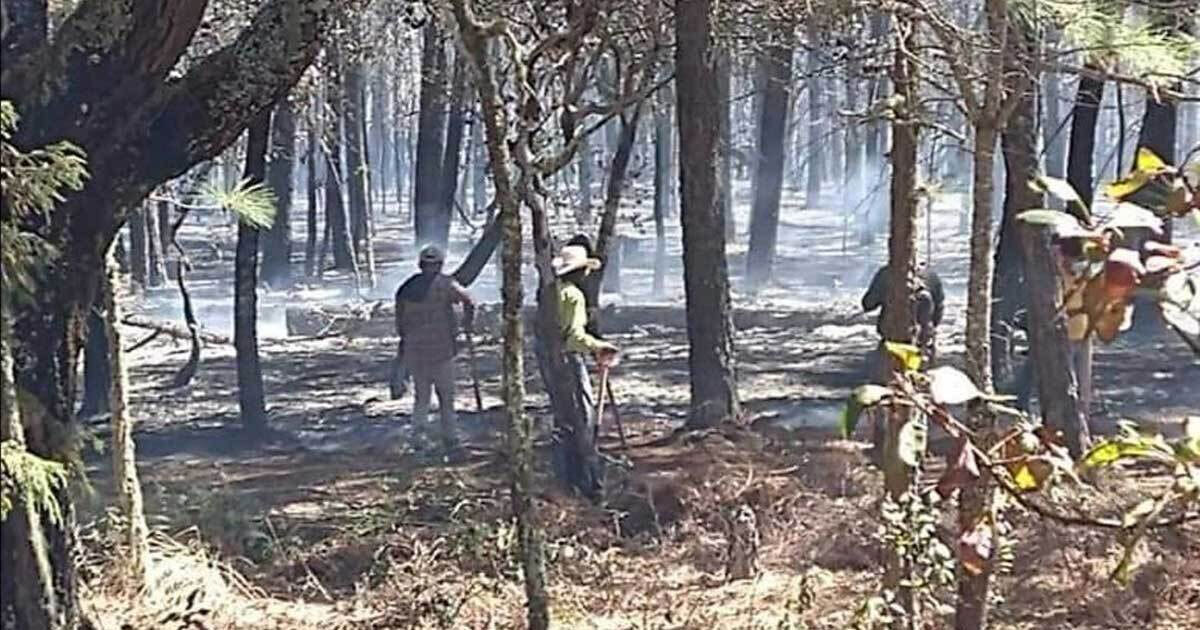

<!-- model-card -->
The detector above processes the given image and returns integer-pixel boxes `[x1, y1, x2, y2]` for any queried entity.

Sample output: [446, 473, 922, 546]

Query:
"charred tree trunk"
[1066, 73, 1103, 424]
[677, 0, 740, 429]
[145, 201, 166, 288]
[472, 115, 488, 216]
[438, 56, 469, 249]
[263, 97, 296, 289]
[234, 114, 271, 433]
[345, 45, 375, 288]
[414, 23, 448, 247]
[745, 33, 794, 290]
[324, 46, 358, 273]
[127, 206, 148, 288]
[805, 23, 823, 208]
[595, 109, 642, 299]
[305, 110, 320, 278]
[654, 87, 671, 296]
[578, 134, 594, 223]
[79, 304, 110, 418]
[718, 51, 736, 241]
[371, 66, 390, 214]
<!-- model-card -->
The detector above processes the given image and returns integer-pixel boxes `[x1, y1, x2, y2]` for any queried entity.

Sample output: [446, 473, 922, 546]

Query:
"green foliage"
[839, 384, 891, 438]
[0, 440, 68, 525]
[0, 100, 89, 301]
[200, 177, 277, 229]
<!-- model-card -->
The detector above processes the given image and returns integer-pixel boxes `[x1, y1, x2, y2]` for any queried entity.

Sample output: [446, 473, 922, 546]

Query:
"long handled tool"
[465, 330, 484, 412]
[594, 365, 628, 451]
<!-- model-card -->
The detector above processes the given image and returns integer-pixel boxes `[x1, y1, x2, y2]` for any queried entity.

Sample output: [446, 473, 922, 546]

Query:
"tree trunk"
[596, 110, 643, 298]
[578, 133, 594, 223]
[145, 200, 166, 288]
[371, 66, 390, 214]
[324, 47, 358, 274]
[263, 97, 296, 289]
[882, 8, 921, 626]
[450, 3, 549, 625]
[1065, 73, 1103, 425]
[438, 56, 469, 250]
[472, 114, 488, 216]
[844, 56, 863, 231]
[745, 33, 794, 290]
[235, 113, 271, 433]
[127, 206, 148, 288]
[677, 0, 740, 429]
[414, 22, 448, 247]
[805, 23, 823, 208]
[305, 111, 319, 278]
[101, 253, 150, 585]
[345, 46, 375, 288]
[654, 87, 671, 296]
[718, 51, 735, 241]
[79, 304, 110, 418]
[964, 126, 999, 390]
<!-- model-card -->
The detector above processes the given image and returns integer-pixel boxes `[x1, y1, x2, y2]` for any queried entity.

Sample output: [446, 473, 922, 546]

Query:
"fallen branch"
[124, 329, 162, 353]
[121, 316, 230, 346]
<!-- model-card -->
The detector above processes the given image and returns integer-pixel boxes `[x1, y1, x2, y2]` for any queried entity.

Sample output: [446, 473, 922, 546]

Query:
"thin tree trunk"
[305, 112, 319, 278]
[473, 114, 488, 216]
[414, 22, 448, 246]
[805, 22, 823, 207]
[654, 87, 670, 296]
[450, 3, 549, 625]
[718, 51, 735, 241]
[882, 7, 920, 626]
[79, 303, 110, 418]
[438, 56, 469, 249]
[371, 65, 390, 214]
[235, 113, 270, 433]
[127, 206, 148, 288]
[101, 253, 149, 585]
[325, 47, 358, 273]
[345, 45, 375, 288]
[145, 201, 166, 288]
[596, 109, 643, 298]
[677, 0, 740, 429]
[578, 133, 594, 223]
[264, 97, 296, 289]
[746, 32, 794, 290]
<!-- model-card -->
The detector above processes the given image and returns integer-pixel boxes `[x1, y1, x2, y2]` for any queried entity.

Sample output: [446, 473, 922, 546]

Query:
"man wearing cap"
[395, 245, 476, 449]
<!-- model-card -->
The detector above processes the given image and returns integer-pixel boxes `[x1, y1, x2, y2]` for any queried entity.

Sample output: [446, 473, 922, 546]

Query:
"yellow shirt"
[558, 282, 612, 354]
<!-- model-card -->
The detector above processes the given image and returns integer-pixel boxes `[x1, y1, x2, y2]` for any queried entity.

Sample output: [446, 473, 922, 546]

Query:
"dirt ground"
[78, 184, 1200, 629]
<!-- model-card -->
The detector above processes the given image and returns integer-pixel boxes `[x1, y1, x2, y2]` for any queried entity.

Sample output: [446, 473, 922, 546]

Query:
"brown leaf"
[936, 438, 981, 499]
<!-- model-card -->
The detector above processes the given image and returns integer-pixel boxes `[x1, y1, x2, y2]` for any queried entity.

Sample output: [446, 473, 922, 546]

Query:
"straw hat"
[551, 245, 601, 277]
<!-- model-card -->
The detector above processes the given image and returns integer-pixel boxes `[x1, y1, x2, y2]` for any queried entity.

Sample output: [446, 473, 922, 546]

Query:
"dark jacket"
[861, 265, 945, 336]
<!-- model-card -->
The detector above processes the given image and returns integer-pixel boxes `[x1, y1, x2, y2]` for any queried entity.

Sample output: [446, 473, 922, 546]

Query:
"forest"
[1, 0, 1199, 629]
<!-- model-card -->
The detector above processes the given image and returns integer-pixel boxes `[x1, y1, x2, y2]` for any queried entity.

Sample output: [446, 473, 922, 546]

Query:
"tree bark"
[414, 22, 448, 247]
[145, 200, 166, 288]
[745, 32, 794, 290]
[450, 2, 549, 625]
[595, 109, 642, 298]
[1, 3, 338, 623]
[438, 55, 469, 249]
[101, 253, 149, 585]
[677, 0, 740, 429]
[79, 304, 110, 418]
[324, 44, 358, 273]
[127, 206, 148, 288]
[654, 87, 671, 296]
[344, 40, 375, 288]
[472, 113, 488, 216]
[805, 22, 823, 207]
[305, 110, 320, 278]
[717, 51, 735, 241]
[235, 113, 271, 433]
[263, 97, 296, 289]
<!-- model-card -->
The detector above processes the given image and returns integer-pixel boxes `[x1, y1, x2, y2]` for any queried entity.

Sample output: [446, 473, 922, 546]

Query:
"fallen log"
[121, 315, 231, 345]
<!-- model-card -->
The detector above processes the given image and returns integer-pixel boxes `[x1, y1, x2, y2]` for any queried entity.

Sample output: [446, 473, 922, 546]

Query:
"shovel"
[594, 362, 628, 451]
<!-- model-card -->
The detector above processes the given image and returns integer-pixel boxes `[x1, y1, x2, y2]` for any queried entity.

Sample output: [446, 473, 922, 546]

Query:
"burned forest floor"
[78, 187, 1200, 629]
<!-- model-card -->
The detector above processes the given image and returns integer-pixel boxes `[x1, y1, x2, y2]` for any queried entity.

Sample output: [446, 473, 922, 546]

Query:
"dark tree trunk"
[156, 200, 172, 268]
[578, 134, 594, 223]
[595, 110, 642, 298]
[654, 87, 671, 296]
[718, 51, 735, 241]
[676, 0, 740, 429]
[371, 66, 390, 214]
[305, 112, 319, 278]
[127, 206, 148, 288]
[263, 97, 296, 289]
[345, 50, 370, 252]
[1067, 75, 1105, 208]
[0, 3, 337, 623]
[235, 113, 271, 433]
[472, 114, 488, 215]
[79, 305, 110, 418]
[324, 45, 358, 273]
[745, 33, 794, 290]
[145, 201, 166, 288]
[992, 18, 1037, 391]
[1043, 65, 1066, 178]
[0, 0, 47, 59]
[438, 57, 469, 249]
[414, 23, 448, 246]
[1020, 225, 1090, 457]
[451, 214, 501, 287]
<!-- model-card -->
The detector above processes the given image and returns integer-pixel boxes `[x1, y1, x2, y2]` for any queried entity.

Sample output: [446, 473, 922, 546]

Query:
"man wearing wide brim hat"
[394, 244, 476, 450]
[536, 243, 619, 497]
